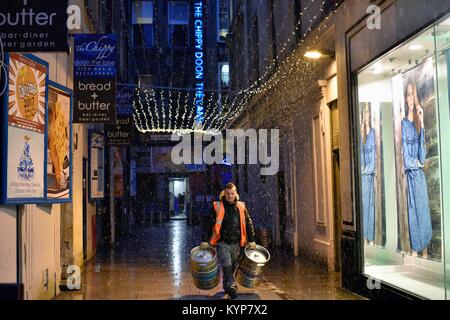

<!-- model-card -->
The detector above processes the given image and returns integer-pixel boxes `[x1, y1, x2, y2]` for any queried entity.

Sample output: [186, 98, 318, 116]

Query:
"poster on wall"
[1, 53, 48, 204]
[358, 102, 386, 248]
[392, 58, 442, 261]
[111, 146, 124, 198]
[73, 34, 117, 123]
[0, 0, 68, 52]
[88, 131, 105, 201]
[47, 82, 72, 202]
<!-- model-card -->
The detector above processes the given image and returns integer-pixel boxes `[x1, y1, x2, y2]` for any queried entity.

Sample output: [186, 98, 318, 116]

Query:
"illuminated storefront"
[355, 14, 450, 299]
[338, 1, 450, 299]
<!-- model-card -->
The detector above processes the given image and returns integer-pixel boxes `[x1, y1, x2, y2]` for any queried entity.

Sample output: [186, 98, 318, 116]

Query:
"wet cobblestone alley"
[56, 220, 362, 300]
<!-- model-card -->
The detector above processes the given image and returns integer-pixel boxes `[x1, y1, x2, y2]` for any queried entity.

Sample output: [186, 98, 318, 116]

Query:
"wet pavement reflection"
[56, 220, 362, 300]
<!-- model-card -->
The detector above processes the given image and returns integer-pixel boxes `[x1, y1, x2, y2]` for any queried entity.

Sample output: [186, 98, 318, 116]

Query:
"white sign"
[89, 132, 105, 200]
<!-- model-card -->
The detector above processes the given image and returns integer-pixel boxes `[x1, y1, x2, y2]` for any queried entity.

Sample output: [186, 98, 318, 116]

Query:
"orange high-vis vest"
[210, 201, 247, 247]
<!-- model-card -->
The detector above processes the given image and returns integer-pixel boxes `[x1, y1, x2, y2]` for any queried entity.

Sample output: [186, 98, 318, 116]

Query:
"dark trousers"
[217, 242, 240, 291]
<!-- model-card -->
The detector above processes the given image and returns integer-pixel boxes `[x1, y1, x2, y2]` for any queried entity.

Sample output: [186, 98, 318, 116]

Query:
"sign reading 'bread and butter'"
[0, 0, 68, 52]
[73, 34, 116, 123]
[106, 84, 134, 146]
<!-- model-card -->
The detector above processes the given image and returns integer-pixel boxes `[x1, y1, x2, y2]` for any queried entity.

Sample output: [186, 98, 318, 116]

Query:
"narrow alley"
[55, 220, 361, 300]
[1, 0, 450, 304]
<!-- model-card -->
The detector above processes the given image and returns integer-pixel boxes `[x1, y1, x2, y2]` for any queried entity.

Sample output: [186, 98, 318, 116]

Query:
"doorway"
[169, 178, 188, 220]
[329, 100, 341, 272]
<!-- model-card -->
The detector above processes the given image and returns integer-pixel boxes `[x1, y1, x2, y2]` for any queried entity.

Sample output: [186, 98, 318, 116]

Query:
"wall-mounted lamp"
[304, 49, 334, 59]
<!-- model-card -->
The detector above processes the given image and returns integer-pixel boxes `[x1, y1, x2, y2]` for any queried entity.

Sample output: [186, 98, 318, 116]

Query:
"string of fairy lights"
[221, 0, 337, 125]
[217, 0, 337, 130]
[131, 0, 339, 134]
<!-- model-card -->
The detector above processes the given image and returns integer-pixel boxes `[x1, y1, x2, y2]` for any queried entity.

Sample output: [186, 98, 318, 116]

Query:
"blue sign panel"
[116, 84, 135, 116]
[73, 34, 117, 123]
[74, 34, 117, 79]
[193, 1, 204, 125]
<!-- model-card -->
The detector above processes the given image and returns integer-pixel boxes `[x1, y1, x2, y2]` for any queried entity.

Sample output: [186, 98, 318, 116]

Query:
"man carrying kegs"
[199, 183, 256, 299]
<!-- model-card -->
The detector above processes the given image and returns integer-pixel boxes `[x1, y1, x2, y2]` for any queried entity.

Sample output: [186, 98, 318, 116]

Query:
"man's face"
[224, 188, 237, 203]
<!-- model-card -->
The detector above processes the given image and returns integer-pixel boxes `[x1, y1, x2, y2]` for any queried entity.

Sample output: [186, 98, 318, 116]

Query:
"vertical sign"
[1, 53, 48, 203]
[47, 82, 72, 202]
[193, 1, 204, 127]
[106, 84, 134, 145]
[73, 34, 117, 123]
[88, 131, 105, 200]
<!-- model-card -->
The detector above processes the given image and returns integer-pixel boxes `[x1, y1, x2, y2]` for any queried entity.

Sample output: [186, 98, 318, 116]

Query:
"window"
[132, 1, 154, 47]
[168, 1, 189, 24]
[356, 14, 450, 299]
[217, 0, 230, 42]
[168, 25, 189, 48]
[132, 1, 153, 24]
[218, 62, 230, 89]
[168, 1, 189, 48]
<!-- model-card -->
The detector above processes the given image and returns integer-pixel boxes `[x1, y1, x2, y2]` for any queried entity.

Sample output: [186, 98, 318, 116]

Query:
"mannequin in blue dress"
[401, 81, 432, 255]
[360, 103, 376, 244]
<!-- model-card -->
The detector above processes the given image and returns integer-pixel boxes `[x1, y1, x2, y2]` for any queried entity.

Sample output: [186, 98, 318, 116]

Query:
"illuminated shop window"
[356, 14, 450, 300]
[219, 62, 230, 88]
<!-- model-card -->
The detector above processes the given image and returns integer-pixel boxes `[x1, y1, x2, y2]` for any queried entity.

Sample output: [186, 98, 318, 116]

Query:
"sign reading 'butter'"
[74, 79, 115, 123]
[0, 0, 68, 52]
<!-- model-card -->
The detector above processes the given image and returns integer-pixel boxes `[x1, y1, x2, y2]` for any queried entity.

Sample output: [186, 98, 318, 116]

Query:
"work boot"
[223, 266, 238, 299]
[227, 287, 238, 300]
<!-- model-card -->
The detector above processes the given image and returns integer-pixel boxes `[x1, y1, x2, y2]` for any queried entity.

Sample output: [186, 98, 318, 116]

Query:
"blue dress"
[401, 118, 432, 252]
[361, 128, 376, 242]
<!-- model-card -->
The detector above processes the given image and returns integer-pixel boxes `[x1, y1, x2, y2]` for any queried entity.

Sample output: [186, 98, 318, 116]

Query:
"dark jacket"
[202, 199, 256, 245]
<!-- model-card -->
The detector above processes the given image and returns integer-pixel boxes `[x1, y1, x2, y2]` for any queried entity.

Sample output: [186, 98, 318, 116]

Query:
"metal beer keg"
[259, 228, 271, 248]
[190, 246, 220, 290]
[236, 244, 270, 288]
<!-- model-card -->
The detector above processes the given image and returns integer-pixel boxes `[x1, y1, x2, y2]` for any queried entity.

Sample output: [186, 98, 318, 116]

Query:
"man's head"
[221, 183, 239, 203]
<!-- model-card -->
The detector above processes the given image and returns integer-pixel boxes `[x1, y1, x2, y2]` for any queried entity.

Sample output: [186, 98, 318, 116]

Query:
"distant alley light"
[304, 50, 323, 59]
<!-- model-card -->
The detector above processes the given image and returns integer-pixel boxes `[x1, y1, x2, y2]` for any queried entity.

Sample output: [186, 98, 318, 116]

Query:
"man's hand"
[248, 242, 257, 250]
[200, 242, 210, 250]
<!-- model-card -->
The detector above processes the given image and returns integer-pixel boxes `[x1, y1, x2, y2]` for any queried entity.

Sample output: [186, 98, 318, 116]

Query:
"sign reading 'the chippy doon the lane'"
[0, 0, 68, 52]
[73, 34, 116, 123]
[193, 1, 204, 127]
